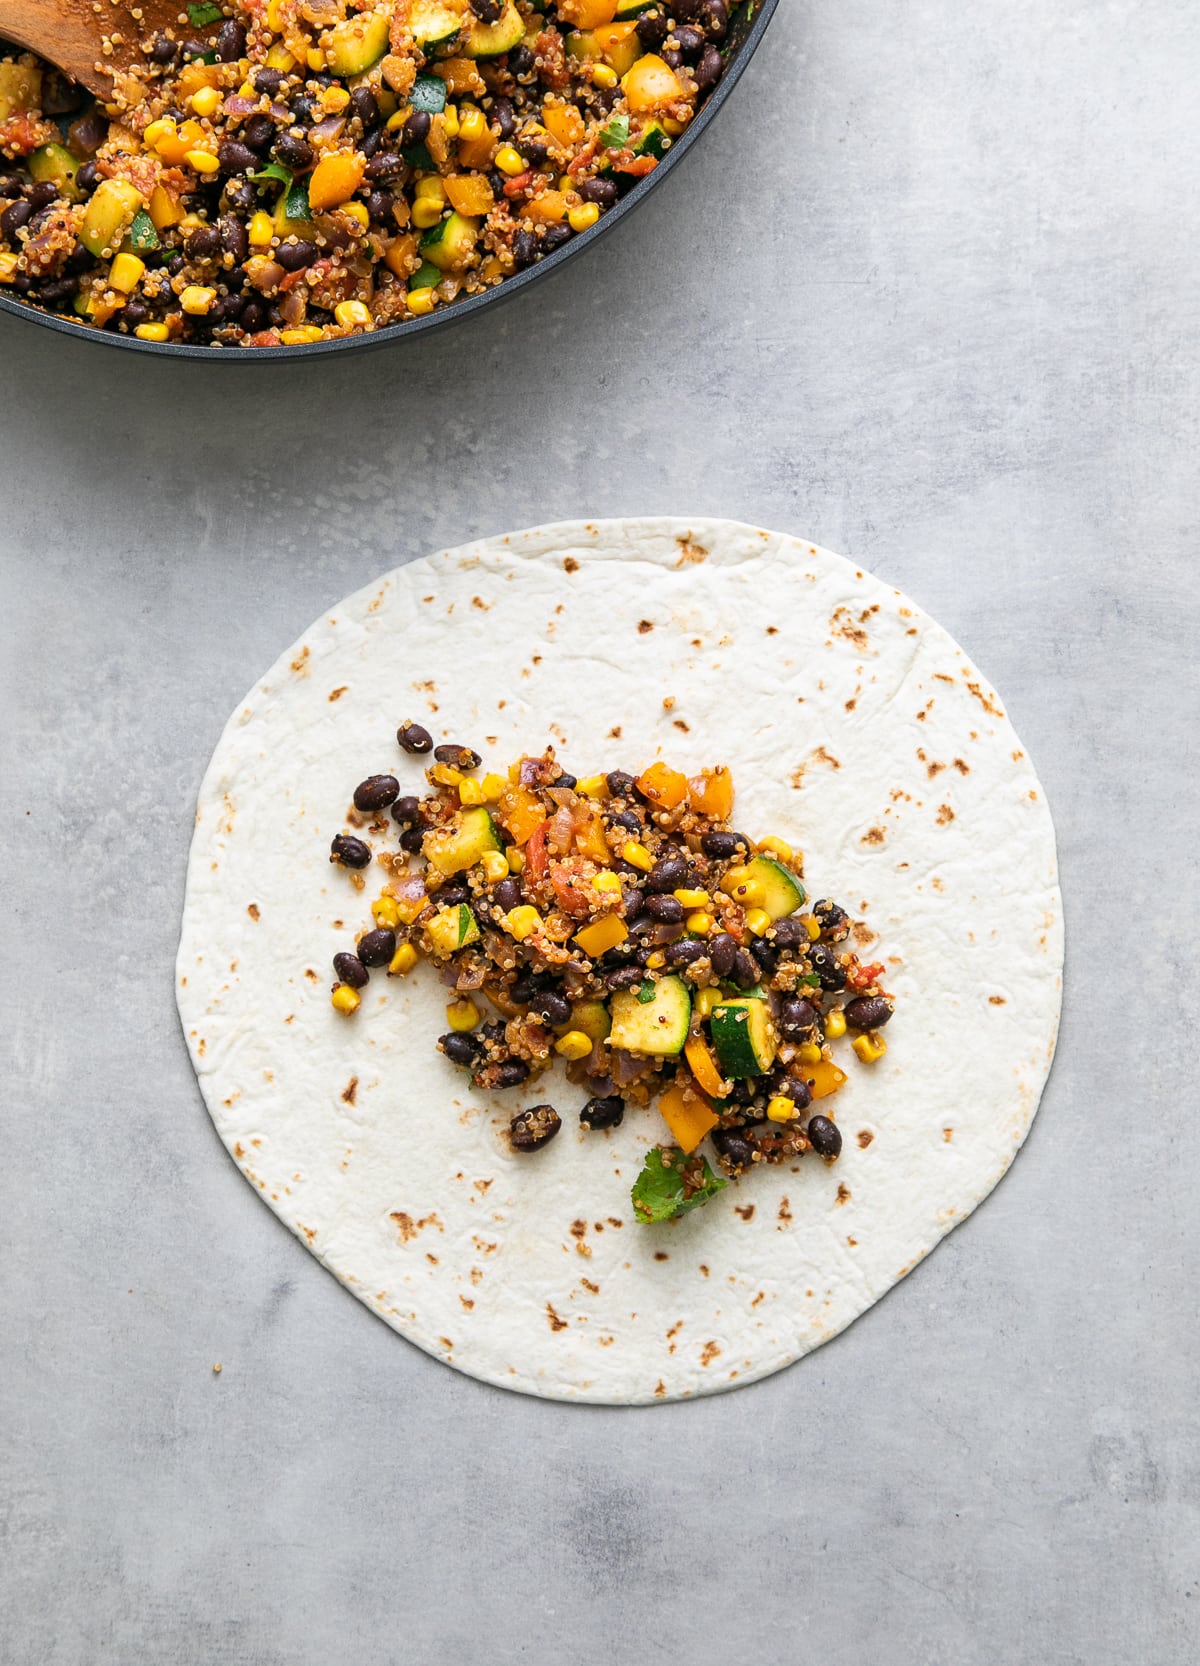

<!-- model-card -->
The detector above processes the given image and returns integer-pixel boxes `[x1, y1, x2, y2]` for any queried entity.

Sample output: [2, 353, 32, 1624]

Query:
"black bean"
[606, 965, 646, 992]
[27, 181, 58, 210]
[401, 109, 430, 147]
[253, 66, 283, 94]
[1, 199, 31, 242]
[432, 887, 469, 911]
[354, 774, 401, 812]
[556, 770, 577, 789]
[508, 43, 534, 76]
[217, 140, 260, 175]
[222, 176, 255, 214]
[807, 1115, 842, 1160]
[477, 1058, 530, 1090]
[239, 299, 266, 333]
[488, 97, 513, 138]
[517, 135, 550, 166]
[643, 893, 682, 924]
[510, 1104, 561, 1151]
[809, 942, 847, 991]
[433, 743, 481, 769]
[844, 995, 893, 1030]
[333, 951, 369, 988]
[512, 228, 538, 268]
[391, 794, 421, 825]
[275, 130, 314, 170]
[509, 972, 542, 1003]
[365, 189, 395, 223]
[785, 1072, 813, 1112]
[357, 928, 395, 966]
[726, 1078, 756, 1105]
[240, 113, 273, 154]
[215, 19, 247, 60]
[573, 177, 615, 210]
[397, 721, 433, 754]
[665, 937, 706, 968]
[470, 0, 504, 17]
[712, 1127, 756, 1168]
[440, 1030, 482, 1066]
[492, 876, 522, 913]
[779, 997, 821, 1040]
[150, 32, 179, 62]
[692, 44, 723, 88]
[330, 833, 371, 868]
[275, 238, 317, 271]
[350, 86, 381, 127]
[750, 937, 779, 973]
[708, 933, 737, 978]
[813, 899, 850, 940]
[534, 991, 572, 1026]
[542, 223, 571, 251]
[580, 1095, 624, 1130]
[211, 294, 245, 324]
[661, 47, 683, 68]
[672, 0, 702, 17]
[623, 911, 651, 939]
[699, 0, 728, 34]
[646, 856, 687, 893]
[290, 95, 317, 126]
[729, 949, 760, 990]
[365, 149, 405, 181]
[75, 160, 100, 196]
[218, 214, 248, 262]
[673, 24, 706, 55]
[609, 811, 641, 838]
[399, 827, 424, 854]
[68, 109, 107, 153]
[769, 917, 806, 950]
[165, 252, 185, 275]
[39, 276, 78, 307]
[636, 6, 669, 47]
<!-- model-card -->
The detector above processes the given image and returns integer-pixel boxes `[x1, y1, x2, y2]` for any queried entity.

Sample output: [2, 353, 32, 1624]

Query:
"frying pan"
[0, 0, 778, 359]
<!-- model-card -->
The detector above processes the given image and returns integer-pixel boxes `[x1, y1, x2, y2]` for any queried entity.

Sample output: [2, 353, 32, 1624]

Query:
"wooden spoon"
[0, 0, 189, 101]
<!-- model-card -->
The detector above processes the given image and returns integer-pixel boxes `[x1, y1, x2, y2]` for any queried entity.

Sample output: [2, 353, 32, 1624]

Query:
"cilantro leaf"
[187, 1, 224, 23]
[250, 162, 292, 188]
[631, 1146, 727, 1225]
[598, 115, 631, 149]
[635, 979, 657, 1004]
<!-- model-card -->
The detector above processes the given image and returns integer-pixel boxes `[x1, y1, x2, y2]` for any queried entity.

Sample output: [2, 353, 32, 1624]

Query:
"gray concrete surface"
[2, 1, 1198, 1661]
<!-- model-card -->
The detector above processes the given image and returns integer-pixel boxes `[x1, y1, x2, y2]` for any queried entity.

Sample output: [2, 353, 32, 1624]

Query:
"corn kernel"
[134, 322, 170, 341]
[645, 951, 666, 969]
[622, 840, 653, 871]
[694, 987, 723, 1019]
[0, 252, 17, 283]
[415, 175, 448, 203]
[575, 775, 609, 798]
[387, 107, 408, 130]
[179, 284, 216, 315]
[758, 836, 794, 862]
[661, 116, 684, 136]
[458, 105, 487, 141]
[458, 778, 485, 806]
[108, 252, 145, 293]
[323, 86, 351, 113]
[265, 43, 295, 70]
[238, 79, 255, 96]
[799, 914, 821, 941]
[504, 905, 542, 941]
[430, 762, 464, 786]
[446, 998, 481, 1032]
[266, 0, 284, 28]
[480, 773, 506, 800]
[685, 911, 714, 935]
[798, 1041, 823, 1066]
[495, 144, 525, 176]
[727, 876, 765, 907]
[480, 850, 510, 883]
[334, 298, 373, 329]
[248, 211, 275, 247]
[189, 85, 222, 118]
[852, 1032, 888, 1064]
[331, 985, 360, 1014]
[505, 845, 525, 873]
[372, 895, 401, 930]
[306, 47, 326, 70]
[767, 1095, 798, 1123]
[441, 104, 460, 138]
[185, 150, 219, 174]
[143, 118, 174, 150]
[568, 202, 600, 233]
[592, 870, 622, 893]
[592, 64, 618, 89]
[824, 1008, 847, 1040]
[555, 1030, 593, 1062]
[744, 907, 772, 937]
[341, 201, 370, 232]
[279, 326, 325, 343]
[673, 888, 709, 909]
[412, 198, 445, 229]
[388, 942, 419, 976]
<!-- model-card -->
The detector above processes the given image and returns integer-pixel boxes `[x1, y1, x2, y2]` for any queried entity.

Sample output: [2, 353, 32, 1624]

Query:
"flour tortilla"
[176, 518, 1062, 1403]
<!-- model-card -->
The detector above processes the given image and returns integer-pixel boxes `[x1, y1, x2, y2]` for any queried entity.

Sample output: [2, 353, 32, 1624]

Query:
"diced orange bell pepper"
[805, 1061, 847, 1100]
[622, 52, 684, 113]
[557, 0, 617, 26]
[445, 173, 495, 215]
[593, 22, 641, 76]
[520, 189, 569, 223]
[308, 151, 365, 211]
[496, 786, 546, 844]
[147, 182, 183, 232]
[687, 766, 734, 819]
[457, 128, 496, 170]
[574, 914, 628, 958]
[434, 56, 485, 95]
[177, 61, 221, 98]
[684, 1035, 726, 1101]
[383, 232, 418, 278]
[636, 761, 689, 810]
[657, 1076, 718, 1154]
[574, 810, 611, 864]
[542, 101, 586, 148]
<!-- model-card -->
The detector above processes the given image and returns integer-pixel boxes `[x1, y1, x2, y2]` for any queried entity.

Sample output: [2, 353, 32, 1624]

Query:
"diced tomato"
[549, 858, 595, 917]
[525, 820, 549, 881]
[613, 155, 657, 177]
[847, 960, 886, 992]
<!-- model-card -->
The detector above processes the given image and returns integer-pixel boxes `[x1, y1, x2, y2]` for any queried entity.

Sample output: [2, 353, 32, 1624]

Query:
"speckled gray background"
[2, 1, 1197, 1660]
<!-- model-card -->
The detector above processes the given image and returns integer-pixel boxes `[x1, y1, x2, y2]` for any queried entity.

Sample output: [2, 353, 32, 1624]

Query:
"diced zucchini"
[323, 10, 390, 76]
[563, 999, 611, 1042]
[609, 976, 691, 1057]
[426, 903, 481, 954]
[29, 143, 80, 201]
[633, 119, 669, 160]
[710, 998, 777, 1078]
[0, 60, 40, 122]
[465, 1, 525, 57]
[419, 209, 480, 271]
[423, 806, 502, 874]
[409, 73, 448, 115]
[722, 855, 805, 920]
[79, 177, 144, 258]
[615, 0, 656, 15]
[565, 31, 598, 60]
[411, 0, 462, 49]
[128, 209, 161, 253]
